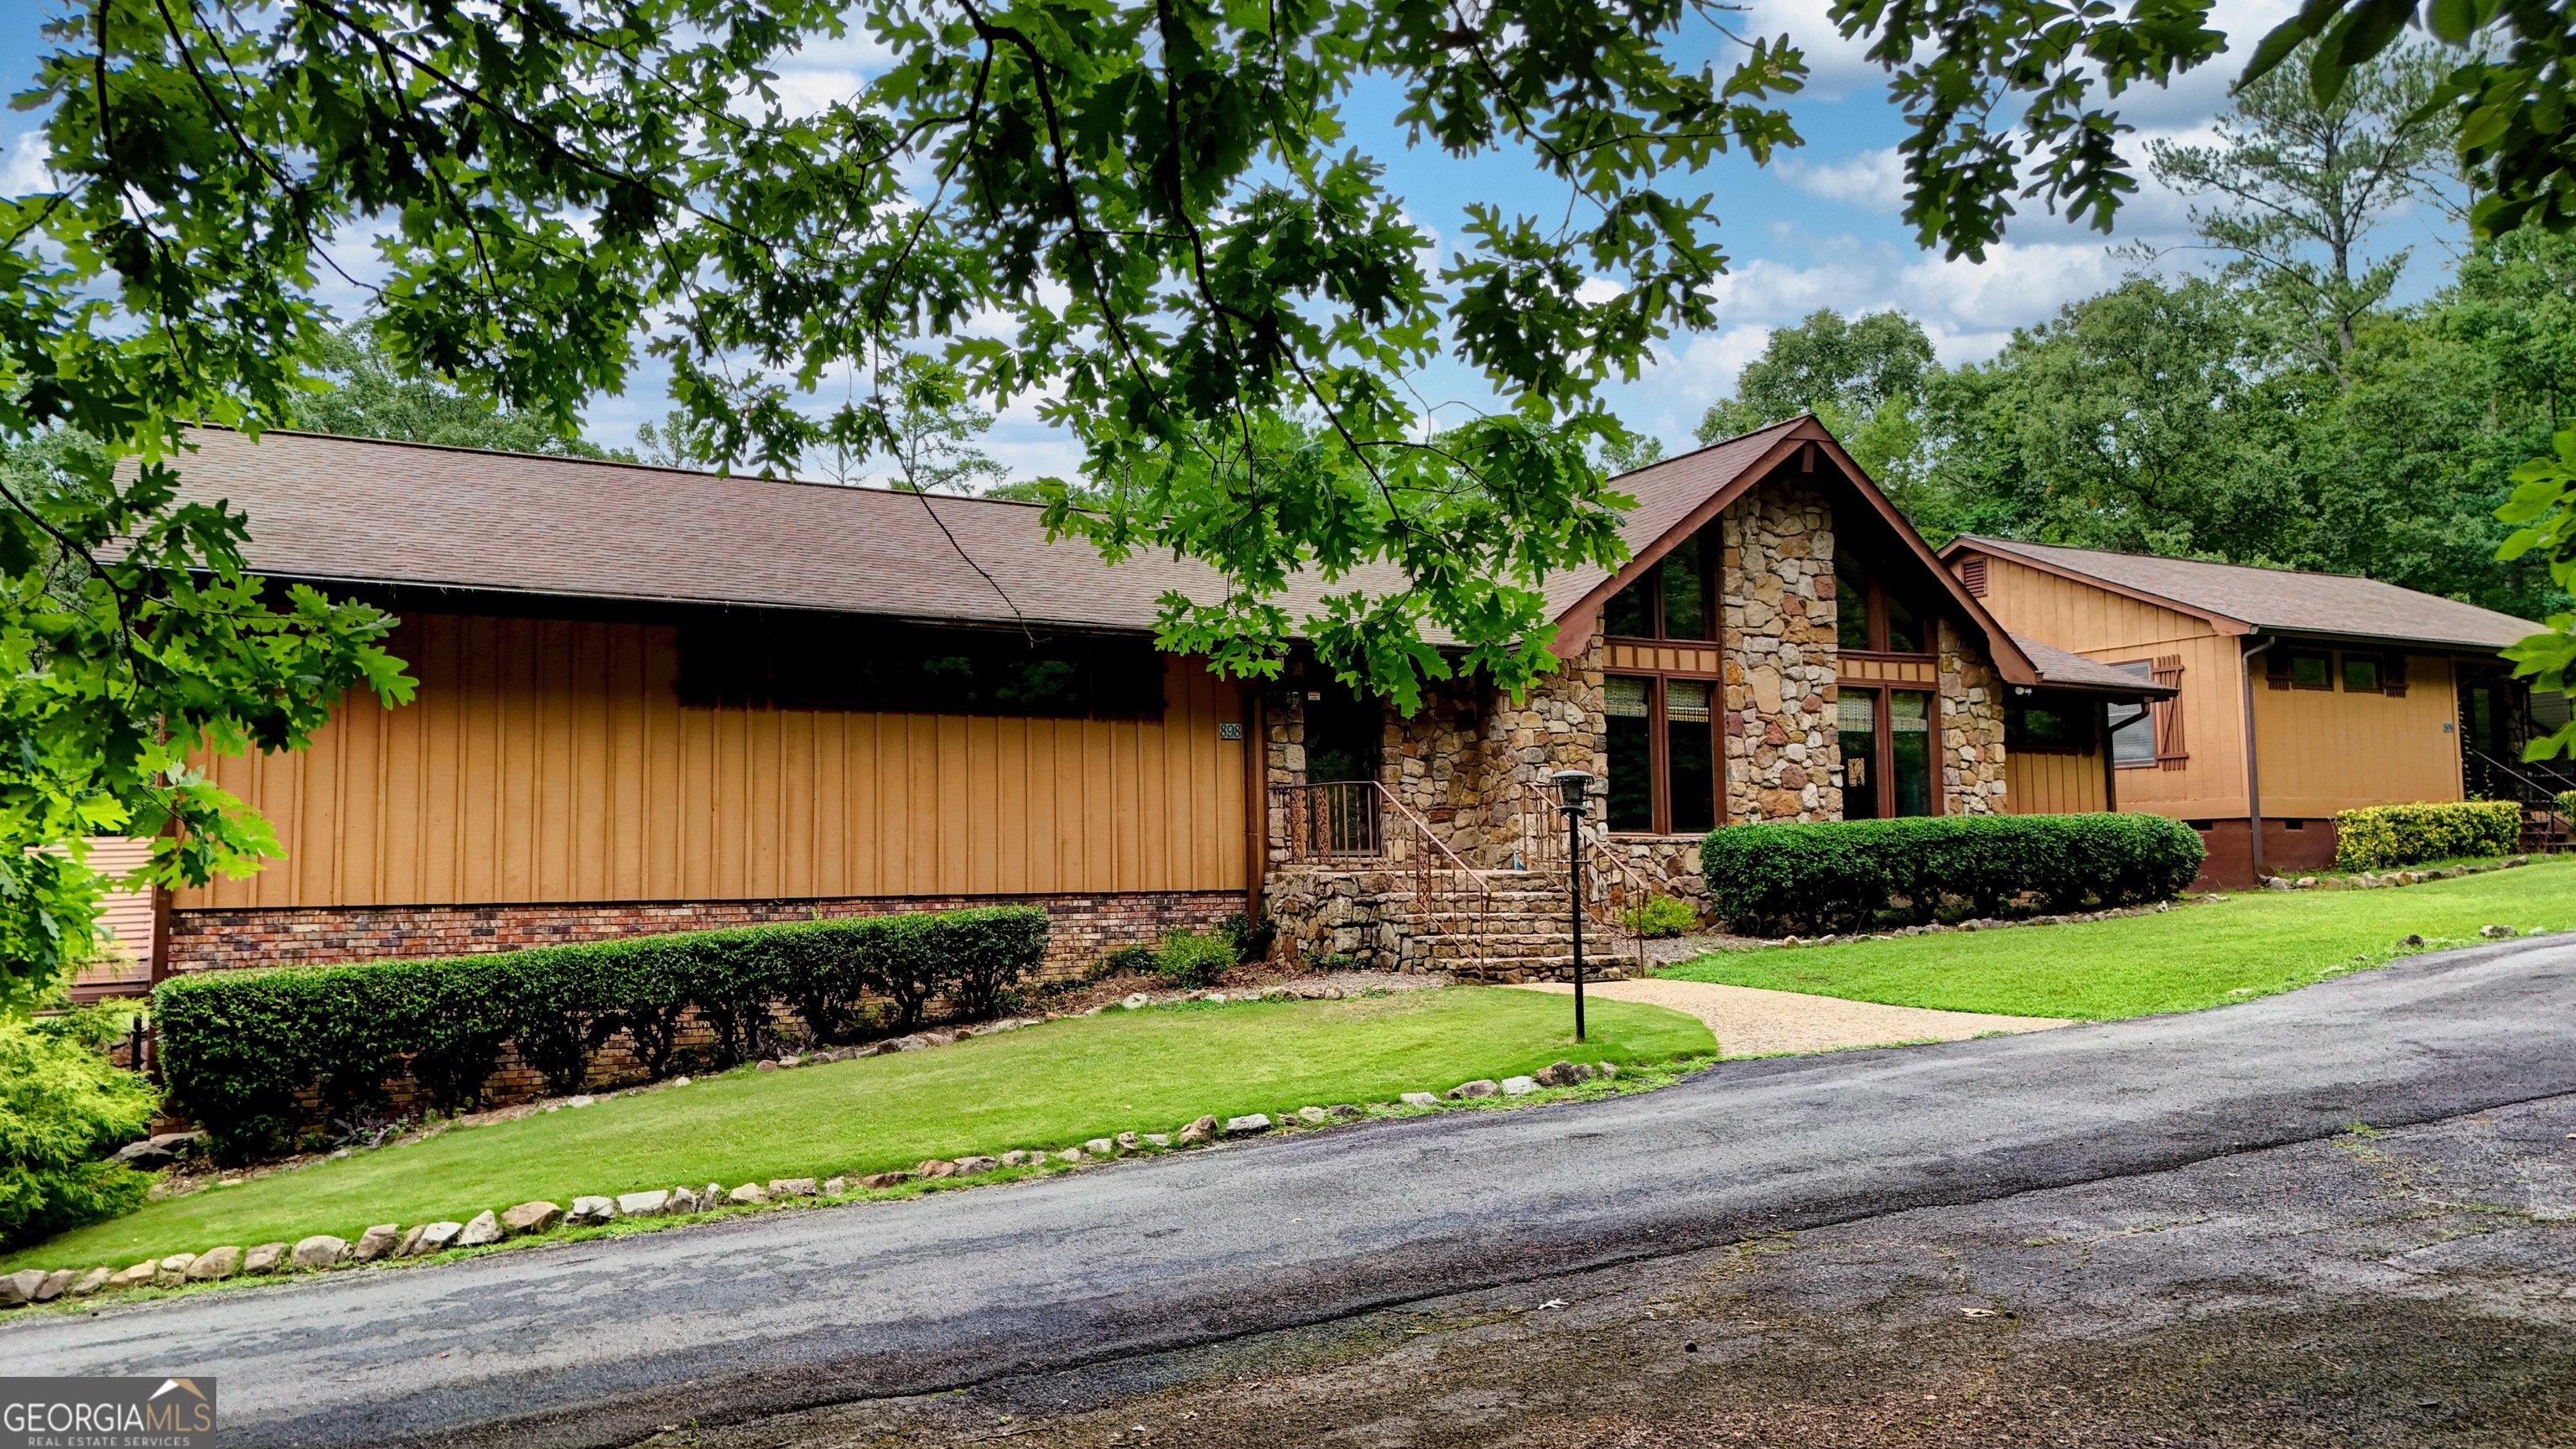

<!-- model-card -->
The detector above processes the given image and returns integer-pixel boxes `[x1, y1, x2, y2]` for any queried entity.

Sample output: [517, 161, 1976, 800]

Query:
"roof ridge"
[1602, 413, 1811, 485]
[183, 423, 1062, 513]
[1961, 533, 2381, 587]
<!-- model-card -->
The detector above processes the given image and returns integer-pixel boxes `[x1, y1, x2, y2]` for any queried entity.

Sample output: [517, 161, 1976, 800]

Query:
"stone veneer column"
[1937, 617, 2007, 813]
[1721, 478, 1840, 823]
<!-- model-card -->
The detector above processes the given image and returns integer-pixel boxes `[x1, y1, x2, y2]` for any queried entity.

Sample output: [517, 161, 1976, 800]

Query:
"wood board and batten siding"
[180, 613, 1251, 911]
[1971, 553, 2249, 817]
[2251, 653, 2459, 818]
[2005, 747, 2106, 815]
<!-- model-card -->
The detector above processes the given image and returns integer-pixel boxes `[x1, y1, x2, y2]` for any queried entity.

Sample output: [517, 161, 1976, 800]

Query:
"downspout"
[2099, 699, 2118, 813]
[2241, 635, 2277, 881]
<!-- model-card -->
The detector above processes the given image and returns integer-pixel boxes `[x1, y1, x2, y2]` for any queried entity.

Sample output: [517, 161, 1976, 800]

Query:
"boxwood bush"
[154, 906, 1047, 1161]
[2333, 801, 2521, 870]
[1700, 813, 2205, 937]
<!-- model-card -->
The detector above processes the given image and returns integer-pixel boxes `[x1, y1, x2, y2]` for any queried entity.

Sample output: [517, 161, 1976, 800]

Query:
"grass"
[1659, 855, 2576, 1021]
[4, 985, 1711, 1274]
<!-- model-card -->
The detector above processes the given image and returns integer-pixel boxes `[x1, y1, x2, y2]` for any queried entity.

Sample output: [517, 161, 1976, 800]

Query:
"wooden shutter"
[2266, 649, 2292, 690]
[1960, 555, 1988, 596]
[2382, 652, 2408, 698]
[2152, 654, 2187, 768]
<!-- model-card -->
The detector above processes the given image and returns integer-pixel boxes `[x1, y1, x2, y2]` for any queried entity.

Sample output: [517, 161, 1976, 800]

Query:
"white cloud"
[0, 124, 51, 196]
[1779, 147, 1904, 212]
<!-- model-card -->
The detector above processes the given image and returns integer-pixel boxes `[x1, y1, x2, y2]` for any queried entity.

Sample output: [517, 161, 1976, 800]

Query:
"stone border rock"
[5, 1055, 1659, 1311]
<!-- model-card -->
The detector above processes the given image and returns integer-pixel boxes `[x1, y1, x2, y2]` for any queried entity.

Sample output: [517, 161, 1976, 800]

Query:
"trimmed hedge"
[2333, 801, 2521, 871]
[1700, 813, 2205, 937]
[153, 906, 1047, 1162]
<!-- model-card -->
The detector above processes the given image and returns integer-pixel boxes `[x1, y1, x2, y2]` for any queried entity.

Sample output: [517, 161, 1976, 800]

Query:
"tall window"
[1836, 551, 1927, 654]
[1837, 687, 1935, 818]
[1605, 674, 1720, 833]
[1603, 534, 1711, 641]
[2107, 661, 2155, 765]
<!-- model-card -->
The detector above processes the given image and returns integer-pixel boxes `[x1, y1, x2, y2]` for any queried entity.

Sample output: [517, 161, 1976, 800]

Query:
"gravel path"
[1510, 976, 2068, 1057]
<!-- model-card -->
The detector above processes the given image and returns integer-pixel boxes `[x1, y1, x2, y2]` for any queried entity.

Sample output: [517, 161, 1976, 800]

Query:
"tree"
[867, 357, 1010, 495]
[299, 326, 632, 458]
[1695, 309, 1934, 507]
[2148, 42, 2449, 377]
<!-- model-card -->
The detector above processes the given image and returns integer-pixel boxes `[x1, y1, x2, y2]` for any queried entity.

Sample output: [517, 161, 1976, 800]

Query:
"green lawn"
[1659, 856, 2576, 1021]
[5, 986, 1710, 1273]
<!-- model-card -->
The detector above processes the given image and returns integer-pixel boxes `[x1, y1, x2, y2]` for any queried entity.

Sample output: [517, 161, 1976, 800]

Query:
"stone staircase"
[1371, 869, 1639, 982]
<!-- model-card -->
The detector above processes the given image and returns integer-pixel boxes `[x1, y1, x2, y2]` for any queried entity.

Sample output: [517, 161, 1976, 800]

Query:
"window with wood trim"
[2005, 697, 2093, 752]
[1602, 532, 1713, 641]
[1605, 673, 1721, 834]
[1836, 685, 1936, 818]
[1836, 549, 1930, 654]
[2108, 662, 2157, 765]
[2267, 650, 2333, 690]
[678, 617, 1166, 717]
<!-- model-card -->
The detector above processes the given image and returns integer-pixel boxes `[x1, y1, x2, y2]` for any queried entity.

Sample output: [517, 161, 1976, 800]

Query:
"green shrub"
[1218, 910, 1277, 963]
[1701, 813, 2205, 937]
[2333, 801, 2521, 870]
[1091, 944, 1156, 980]
[154, 906, 1049, 1161]
[1153, 928, 1238, 988]
[0, 1015, 160, 1250]
[1618, 896, 1700, 938]
[2559, 789, 2576, 821]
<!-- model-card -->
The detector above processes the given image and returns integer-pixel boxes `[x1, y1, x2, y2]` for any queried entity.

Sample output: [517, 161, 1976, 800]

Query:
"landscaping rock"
[1122, 993, 1150, 1010]
[410, 1223, 465, 1257]
[352, 1224, 402, 1261]
[0, 1270, 42, 1307]
[566, 1094, 596, 1109]
[1597, 1062, 1619, 1080]
[2481, 923, 2518, 938]
[822, 1177, 847, 1196]
[727, 1183, 770, 1206]
[701, 1183, 724, 1210]
[184, 1247, 242, 1281]
[889, 1036, 928, 1052]
[1114, 1131, 1141, 1153]
[1144, 1132, 1171, 1147]
[34, 1269, 75, 1301]
[242, 1243, 288, 1275]
[106, 1261, 157, 1291]
[291, 1235, 350, 1270]
[615, 1190, 672, 1218]
[454, 1212, 501, 1249]
[1499, 1075, 1538, 1097]
[1328, 1104, 1363, 1119]
[856, 1171, 911, 1189]
[1083, 1137, 1115, 1157]
[112, 1140, 180, 1170]
[922, 1031, 958, 1046]
[1054, 1148, 1083, 1164]
[917, 1159, 958, 1179]
[952, 1156, 997, 1175]
[1400, 1092, 1439, 1108]
[1001, 1150, 1030, 1167]
[2399, 932, 2427, 947]
[1533, 1060, 1591, 1088]
[1296, 1106, 1330, 1125]
[768, 1178, 818, 1197]
[756, 1060, 779, 1072]
[154, 1254, 195, 1287]
[567, 1197, 617, 1227]
[1176, 1114, 1217, 1145]
[69, 1267, 111, 1298]
[502, 1202, 563, 1236]
[1223, 1114, 1273, 1137]
[1447, 1079, 1499, 1101]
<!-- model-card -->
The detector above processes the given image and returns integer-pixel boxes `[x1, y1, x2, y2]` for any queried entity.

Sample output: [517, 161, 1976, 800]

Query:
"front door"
[1837, 685, 1937, 818]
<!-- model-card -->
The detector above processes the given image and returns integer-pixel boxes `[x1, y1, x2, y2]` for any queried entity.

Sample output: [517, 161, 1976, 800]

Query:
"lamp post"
[1549, 769, 1593, 1043]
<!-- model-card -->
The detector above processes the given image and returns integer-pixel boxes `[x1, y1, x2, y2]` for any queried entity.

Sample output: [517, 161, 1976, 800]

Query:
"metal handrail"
[1510, 781, 1652, 971]
[1268, 781, 1494, 943]
[2465, 747, 2573, 853]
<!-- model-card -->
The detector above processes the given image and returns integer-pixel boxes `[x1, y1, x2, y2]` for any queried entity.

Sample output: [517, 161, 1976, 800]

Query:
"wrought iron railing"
[1510, 782, 1653, 971]
[1269, 782, 1494, 940]
[2465, 747, 2574, 853]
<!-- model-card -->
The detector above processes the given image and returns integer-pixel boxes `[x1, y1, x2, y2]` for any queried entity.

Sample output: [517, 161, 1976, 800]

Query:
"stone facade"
[1722, 476, 1841, 823]
[1937, 617, 2008, 814]
[166, 890, 1244, 980]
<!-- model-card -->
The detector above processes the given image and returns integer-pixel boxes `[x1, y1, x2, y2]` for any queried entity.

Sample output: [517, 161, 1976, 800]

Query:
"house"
[78, 417, 2169, 995]
[1940, 536, 2550, 886]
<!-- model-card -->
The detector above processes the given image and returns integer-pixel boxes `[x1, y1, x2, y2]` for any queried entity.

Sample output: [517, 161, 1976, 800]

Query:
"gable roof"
[1549, 417, 2042, 685]
[2012, 635, 2176, 698]
[1945, 536, 2539, 651]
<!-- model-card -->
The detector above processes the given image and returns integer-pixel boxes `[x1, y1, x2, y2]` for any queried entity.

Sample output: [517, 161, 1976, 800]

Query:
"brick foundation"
[166, 890, 1247, 979]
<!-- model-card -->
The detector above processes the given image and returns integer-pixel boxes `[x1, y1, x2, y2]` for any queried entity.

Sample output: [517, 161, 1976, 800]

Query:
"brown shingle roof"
[1953, 537, 2541, 650]
[2011, 635, 2174, 697]
[164, 424, 1807, 638]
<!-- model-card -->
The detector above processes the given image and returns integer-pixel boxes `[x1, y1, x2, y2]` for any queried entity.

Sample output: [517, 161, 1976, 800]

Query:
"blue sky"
[0, 0, 2465, 481]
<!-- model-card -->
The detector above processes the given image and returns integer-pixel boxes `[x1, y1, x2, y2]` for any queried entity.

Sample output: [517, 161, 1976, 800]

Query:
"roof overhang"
[1940, 535, 2257, 635]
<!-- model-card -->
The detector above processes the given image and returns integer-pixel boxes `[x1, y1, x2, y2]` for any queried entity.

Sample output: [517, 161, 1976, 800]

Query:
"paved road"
[10, 939, 2575, 1448]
